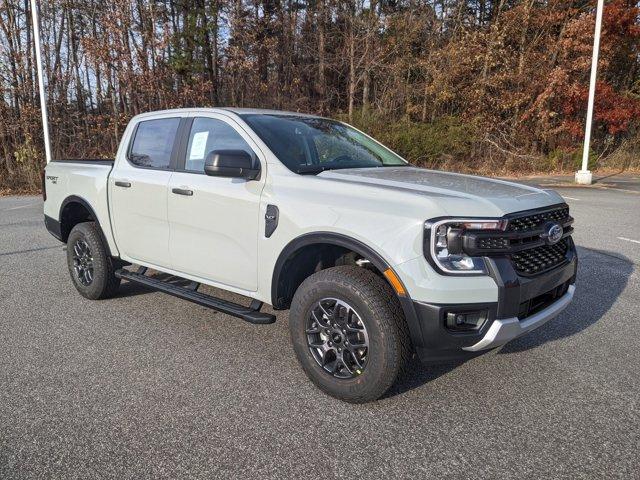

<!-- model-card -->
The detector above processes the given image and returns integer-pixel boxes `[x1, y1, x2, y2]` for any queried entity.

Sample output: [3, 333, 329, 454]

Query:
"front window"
[240, 114, 407, 174]
[184, 118, 254, 172]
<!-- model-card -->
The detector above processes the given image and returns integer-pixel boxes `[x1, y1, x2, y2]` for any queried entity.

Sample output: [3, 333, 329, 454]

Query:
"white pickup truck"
[43, 108, 577, 402]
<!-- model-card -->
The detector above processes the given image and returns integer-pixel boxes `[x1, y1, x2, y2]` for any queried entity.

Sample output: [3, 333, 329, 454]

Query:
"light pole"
[576, 0, 604, 185]
[30, 0, 52, 164]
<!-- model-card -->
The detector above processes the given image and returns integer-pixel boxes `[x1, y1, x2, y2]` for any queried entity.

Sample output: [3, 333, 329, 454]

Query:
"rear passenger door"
[167, 114, 265, 291]
[110, 115, 184, 267]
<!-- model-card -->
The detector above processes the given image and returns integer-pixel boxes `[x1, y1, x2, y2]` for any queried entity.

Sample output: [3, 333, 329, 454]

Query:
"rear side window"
[184, 118, 254, 172]
[129, 118, 181, 169]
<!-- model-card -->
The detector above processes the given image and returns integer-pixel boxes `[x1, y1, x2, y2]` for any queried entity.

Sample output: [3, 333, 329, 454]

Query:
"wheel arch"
[271, 232, 424, 349]
[59, 195, 113, 256]
[271, 232, 405, 306]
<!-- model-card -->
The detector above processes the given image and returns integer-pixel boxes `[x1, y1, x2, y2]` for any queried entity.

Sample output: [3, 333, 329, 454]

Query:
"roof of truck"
[131, 107, 321, 121]
[222, 107, 320, 118]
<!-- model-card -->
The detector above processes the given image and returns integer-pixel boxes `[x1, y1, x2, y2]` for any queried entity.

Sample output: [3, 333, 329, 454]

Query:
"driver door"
[167, 114, 265, 291]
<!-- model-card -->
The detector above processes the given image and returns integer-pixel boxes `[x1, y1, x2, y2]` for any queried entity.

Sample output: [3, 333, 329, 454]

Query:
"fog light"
[445, 310, 488, 332]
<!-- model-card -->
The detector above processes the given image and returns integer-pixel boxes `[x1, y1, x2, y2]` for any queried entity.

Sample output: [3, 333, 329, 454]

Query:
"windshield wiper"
[295, 163, 386, 175]
[295, 164, 329, 175]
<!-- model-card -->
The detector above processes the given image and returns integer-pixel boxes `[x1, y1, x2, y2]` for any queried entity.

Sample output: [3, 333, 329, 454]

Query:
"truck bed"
[43, 158, 118, 254]
[51, 159, 114, 165]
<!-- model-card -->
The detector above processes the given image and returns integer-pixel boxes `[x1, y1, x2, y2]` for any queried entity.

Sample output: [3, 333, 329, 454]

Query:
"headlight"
[425, 218, 507, 275]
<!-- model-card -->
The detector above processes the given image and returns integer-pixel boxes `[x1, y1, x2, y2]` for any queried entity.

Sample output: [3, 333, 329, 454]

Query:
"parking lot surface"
[1, 176, 638, 479]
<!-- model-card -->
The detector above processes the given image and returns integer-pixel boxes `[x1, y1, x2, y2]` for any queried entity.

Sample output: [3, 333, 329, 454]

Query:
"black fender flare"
[58, 195, 114, 256]
[271, 232, 424, 348]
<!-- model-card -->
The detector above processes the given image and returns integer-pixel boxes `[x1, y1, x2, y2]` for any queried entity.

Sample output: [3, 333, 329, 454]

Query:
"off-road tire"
[66, 222, 120, 300]
[289, 265, 411, 403]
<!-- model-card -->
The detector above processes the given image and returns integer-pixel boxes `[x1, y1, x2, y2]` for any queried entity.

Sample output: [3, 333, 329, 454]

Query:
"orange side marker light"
[383, 268, 406, 297]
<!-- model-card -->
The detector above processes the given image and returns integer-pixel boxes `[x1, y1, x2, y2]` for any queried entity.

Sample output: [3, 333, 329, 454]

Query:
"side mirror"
[204, 150, 260, 180]
[129, 153, 152, 167]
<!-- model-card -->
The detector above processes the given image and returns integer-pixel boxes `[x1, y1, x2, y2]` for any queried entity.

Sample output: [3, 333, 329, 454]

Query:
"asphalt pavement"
[1, 176, 639, 479]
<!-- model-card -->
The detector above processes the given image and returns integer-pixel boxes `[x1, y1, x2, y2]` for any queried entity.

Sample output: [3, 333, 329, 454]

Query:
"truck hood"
[318, 167, 564, 216]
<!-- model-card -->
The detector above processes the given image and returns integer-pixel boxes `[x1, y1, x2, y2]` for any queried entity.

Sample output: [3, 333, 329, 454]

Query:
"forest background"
[1, 0, 639, 192]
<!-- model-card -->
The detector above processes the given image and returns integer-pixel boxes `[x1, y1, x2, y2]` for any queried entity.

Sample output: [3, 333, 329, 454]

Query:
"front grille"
[477, 237, 509, 250]
[511, 238, 569, 276]
[446, 204, 575, 277]
[507, 206, 570, 232]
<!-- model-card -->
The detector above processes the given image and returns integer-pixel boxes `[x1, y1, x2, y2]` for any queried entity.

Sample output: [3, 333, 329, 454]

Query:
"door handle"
[114, 180, 131, 188]
[172, 187, 193, 196]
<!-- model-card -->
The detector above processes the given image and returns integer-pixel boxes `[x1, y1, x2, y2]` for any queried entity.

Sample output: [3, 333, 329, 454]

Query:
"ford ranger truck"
[43, 108, 577, 403]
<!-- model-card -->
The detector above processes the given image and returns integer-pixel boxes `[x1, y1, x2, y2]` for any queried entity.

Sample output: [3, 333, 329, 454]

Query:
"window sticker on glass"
[189, 131, 209, 160]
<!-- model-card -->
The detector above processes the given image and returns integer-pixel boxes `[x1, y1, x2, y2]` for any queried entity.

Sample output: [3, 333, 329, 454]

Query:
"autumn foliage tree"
[0, 0, 639, 191]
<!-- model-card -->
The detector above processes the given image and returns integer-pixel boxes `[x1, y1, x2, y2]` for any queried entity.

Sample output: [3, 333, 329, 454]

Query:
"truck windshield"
[240, 114, 407, 174]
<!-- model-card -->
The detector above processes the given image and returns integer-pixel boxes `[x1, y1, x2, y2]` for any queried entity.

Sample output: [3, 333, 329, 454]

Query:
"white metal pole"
[576, 0, 604, 185]
[30, 0, 52, 164]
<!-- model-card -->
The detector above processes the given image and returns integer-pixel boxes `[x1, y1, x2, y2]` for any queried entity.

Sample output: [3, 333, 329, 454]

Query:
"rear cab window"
[128, 118, 181, 169]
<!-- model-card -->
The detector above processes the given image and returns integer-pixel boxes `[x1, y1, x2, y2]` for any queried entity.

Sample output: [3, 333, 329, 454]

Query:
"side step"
[115, 269, 276, 325]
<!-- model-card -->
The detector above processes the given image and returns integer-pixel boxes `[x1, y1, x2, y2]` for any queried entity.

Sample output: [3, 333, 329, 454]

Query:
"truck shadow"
[383, 359, 462, 399]
[498, 247, 632, 354]
[385, 246, 633, 398]
[113, 248, 632, 399]
[116, 281, 155, 298]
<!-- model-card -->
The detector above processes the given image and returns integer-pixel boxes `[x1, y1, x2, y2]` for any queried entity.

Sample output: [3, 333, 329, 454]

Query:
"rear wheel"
[289, 265, 410, 403]
[66, 222, 120, 300]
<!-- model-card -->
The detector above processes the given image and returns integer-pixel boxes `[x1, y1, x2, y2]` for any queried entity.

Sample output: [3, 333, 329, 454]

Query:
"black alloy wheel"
[306, 298, 369, 378]
[289, 265, 411, 403]
[66, 222, 121, 300]
[71, 238, 94, 286]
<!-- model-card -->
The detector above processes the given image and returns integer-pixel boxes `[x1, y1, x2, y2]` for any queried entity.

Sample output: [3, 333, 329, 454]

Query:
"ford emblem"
[543, 222, 563, 245]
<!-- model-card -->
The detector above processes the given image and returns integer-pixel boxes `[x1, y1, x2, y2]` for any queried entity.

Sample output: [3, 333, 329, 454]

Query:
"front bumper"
[400, 238, 577, 364]
[462, 284, 574, 351]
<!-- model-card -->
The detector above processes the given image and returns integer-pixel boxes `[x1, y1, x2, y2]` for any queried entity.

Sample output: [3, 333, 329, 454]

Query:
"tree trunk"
[481, 0, 506, 84]
[348, 25, 356, 123]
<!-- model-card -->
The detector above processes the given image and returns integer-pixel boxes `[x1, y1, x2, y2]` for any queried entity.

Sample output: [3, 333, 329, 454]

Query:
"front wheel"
[289, 266, 411, 403]
[66, 222, 120, 300]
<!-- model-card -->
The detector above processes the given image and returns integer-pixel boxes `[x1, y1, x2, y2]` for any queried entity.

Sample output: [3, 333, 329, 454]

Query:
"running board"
[115, 269, 276, 325]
